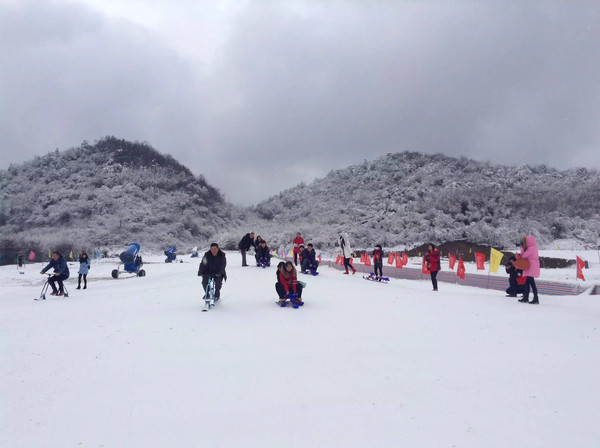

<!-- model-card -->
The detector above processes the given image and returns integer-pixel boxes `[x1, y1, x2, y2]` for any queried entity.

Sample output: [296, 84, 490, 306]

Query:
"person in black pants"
[40, 251, 70, 296]
[505, 255, 526, 297]
[198, 243, 227, 300]
[238, 232, 255, 267]
[425, 244, 440, 291]
[373, 245, 384, 277]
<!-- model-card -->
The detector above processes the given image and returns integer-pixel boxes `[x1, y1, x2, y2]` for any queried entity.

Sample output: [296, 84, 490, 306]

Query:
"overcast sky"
[1, 1, 599, 205]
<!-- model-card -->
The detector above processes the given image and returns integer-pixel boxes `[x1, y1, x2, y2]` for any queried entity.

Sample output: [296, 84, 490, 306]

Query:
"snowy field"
[2, 253, 600, 447]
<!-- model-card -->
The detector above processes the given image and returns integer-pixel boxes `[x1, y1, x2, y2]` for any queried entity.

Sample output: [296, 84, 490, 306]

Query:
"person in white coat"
[339, 233, 356, 275]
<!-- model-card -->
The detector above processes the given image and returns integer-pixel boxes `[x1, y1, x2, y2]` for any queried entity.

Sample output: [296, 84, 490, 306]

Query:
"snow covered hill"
[0, 137, 244, 262]
[2, 256, 599, 447]
[252, 152, 600, 250]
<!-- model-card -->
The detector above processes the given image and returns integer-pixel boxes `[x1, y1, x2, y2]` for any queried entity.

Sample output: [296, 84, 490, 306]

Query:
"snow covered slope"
[2, 254, 599, 447]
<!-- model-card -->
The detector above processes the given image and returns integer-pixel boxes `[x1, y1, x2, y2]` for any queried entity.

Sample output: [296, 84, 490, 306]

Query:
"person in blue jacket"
[77, 252, 91, 289]
[40, 251, 70, 296]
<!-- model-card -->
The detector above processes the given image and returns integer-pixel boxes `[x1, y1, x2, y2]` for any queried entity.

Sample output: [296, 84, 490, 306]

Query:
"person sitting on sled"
[40, 251, 70, 296]
[276, 261, 303, 306]
[255, 240, 272, 266]
[372, 244, 384, 278]
[301, 243, 319, 274]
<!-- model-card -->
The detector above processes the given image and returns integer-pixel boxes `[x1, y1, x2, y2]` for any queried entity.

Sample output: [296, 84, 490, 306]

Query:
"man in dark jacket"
[301, 243, 319, 273]
[198, 243, 227, 300]
[255, 240, 271, 266]
[238, 232, 255, 266]
[505, 255, 526, 297]
[40, 251, 70, 296]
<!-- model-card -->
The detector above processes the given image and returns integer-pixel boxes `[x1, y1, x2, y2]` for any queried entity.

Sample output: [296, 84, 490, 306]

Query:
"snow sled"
[256, 258, 271, 268]
[112, 243, 146, 279]
[164, 246, 177, 263]
[302, 268, 319, 276]
[363, 273, 389, 283]
[277, 292, 304, 308]
[190, 247, 199, 258]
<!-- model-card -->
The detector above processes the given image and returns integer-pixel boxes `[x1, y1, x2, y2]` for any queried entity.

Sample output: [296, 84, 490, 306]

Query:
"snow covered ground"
[2, 253, 600, 447]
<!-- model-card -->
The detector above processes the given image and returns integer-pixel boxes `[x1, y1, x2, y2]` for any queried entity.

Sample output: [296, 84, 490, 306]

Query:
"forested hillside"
[252, 152, 600, 250]
[0, 137, 241, 260]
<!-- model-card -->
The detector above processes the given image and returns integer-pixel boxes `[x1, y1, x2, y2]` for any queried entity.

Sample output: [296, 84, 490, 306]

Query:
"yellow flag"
[69, 251, 74, 260]
[489, 248, 504, 273]
[288, 250, 293, 257]
[48, 251, 51, 259]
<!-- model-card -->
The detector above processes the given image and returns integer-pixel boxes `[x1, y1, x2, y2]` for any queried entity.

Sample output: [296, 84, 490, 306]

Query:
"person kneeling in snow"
[198, 243, 227, 300]
[505, 255, 526, 297]
[276, 261, 303, 305]
[255, 240, 272, 266]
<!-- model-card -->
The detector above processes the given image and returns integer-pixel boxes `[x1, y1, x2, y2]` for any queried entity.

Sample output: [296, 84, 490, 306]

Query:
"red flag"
[387, 252, 395, 265]
[349, 258, 353, 265]
[360, 253, 366, 262]
[28, 251, 36, 261]
[448, 253, 456, 270]
[475, 252, 485, 270]
[576, 256, 586, 281]
[402, 252, 408, 266]
[395, 253, 403, 269]
[365, 254, 372, 266]
[318, 254, 322, 263]
[422, 256, 431, 274]
[457, 257, 466, 279]
[335, 255, 343, 265]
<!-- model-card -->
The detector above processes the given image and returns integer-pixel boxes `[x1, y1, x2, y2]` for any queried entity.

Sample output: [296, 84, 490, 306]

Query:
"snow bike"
[363, 272, 390, 283]
[36, 274, 69, 300]
[202, 276, 219, 311]
[277, 292, 304, 309]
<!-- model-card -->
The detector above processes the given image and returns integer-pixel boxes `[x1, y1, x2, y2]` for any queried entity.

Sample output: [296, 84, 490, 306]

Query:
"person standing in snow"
[238, 232, 255, 267]
[40, 251, 70, 296]
[77, 252, 91, 289]
[339, 233, 356, 275]
[373, 244, 384, 278]
[198, 243, 227, 301]
[518, 235, 540, 304]
[425, 243, 440, 291]
[292, 232, 304, 266]
[276, 261, 303, 306]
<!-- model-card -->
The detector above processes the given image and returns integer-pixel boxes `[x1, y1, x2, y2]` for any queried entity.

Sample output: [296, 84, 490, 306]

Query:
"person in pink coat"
[518, 235, 540, 304]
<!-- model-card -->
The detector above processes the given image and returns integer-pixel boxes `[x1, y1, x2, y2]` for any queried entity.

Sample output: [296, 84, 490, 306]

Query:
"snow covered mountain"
[252, 152, 600, 250]
[0, 137, 242, 258]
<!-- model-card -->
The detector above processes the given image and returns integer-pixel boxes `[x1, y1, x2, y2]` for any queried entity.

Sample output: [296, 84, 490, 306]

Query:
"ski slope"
[2, 253, 600, 447]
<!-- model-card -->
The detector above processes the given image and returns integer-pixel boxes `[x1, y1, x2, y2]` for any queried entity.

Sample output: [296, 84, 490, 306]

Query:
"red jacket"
[278, 269, 297, 293]
[426, 249, 440, 272]
[373, 249, 383, 263]
[293, 237, 304, 254]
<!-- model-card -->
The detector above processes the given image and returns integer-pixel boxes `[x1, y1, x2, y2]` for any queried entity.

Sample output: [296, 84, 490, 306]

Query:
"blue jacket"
[79, 259, 91, 275]
[42, 256, 70, 279]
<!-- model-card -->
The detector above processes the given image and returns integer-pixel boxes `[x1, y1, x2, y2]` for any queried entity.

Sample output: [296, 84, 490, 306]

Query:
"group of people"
[40, 251, 91, 295]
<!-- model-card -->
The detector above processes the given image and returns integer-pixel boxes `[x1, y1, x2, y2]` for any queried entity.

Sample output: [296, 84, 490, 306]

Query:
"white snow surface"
[2, 253, 600, 447]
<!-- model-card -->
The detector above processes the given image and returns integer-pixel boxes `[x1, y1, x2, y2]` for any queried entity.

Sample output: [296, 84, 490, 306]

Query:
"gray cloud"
[2, 1, 600, 205]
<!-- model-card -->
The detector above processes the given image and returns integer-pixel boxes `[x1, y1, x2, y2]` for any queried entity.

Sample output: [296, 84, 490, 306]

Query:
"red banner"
[388, 252, 395, 265]
[349, 258, 353, 265]
[448, 253, 456, 270]
[360, 253, 366, 262]
[395, 253, 403, 269]
[402, 252, 408, 266]
[335, 255, 342, 265]
[318, 254, 322, 263]
[576, 256, 586, 281]
[475, 252, 485, 270]
[457, 257, 466, 279]
[365, 254, 372, 266]
[422, 256, 431, 274]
